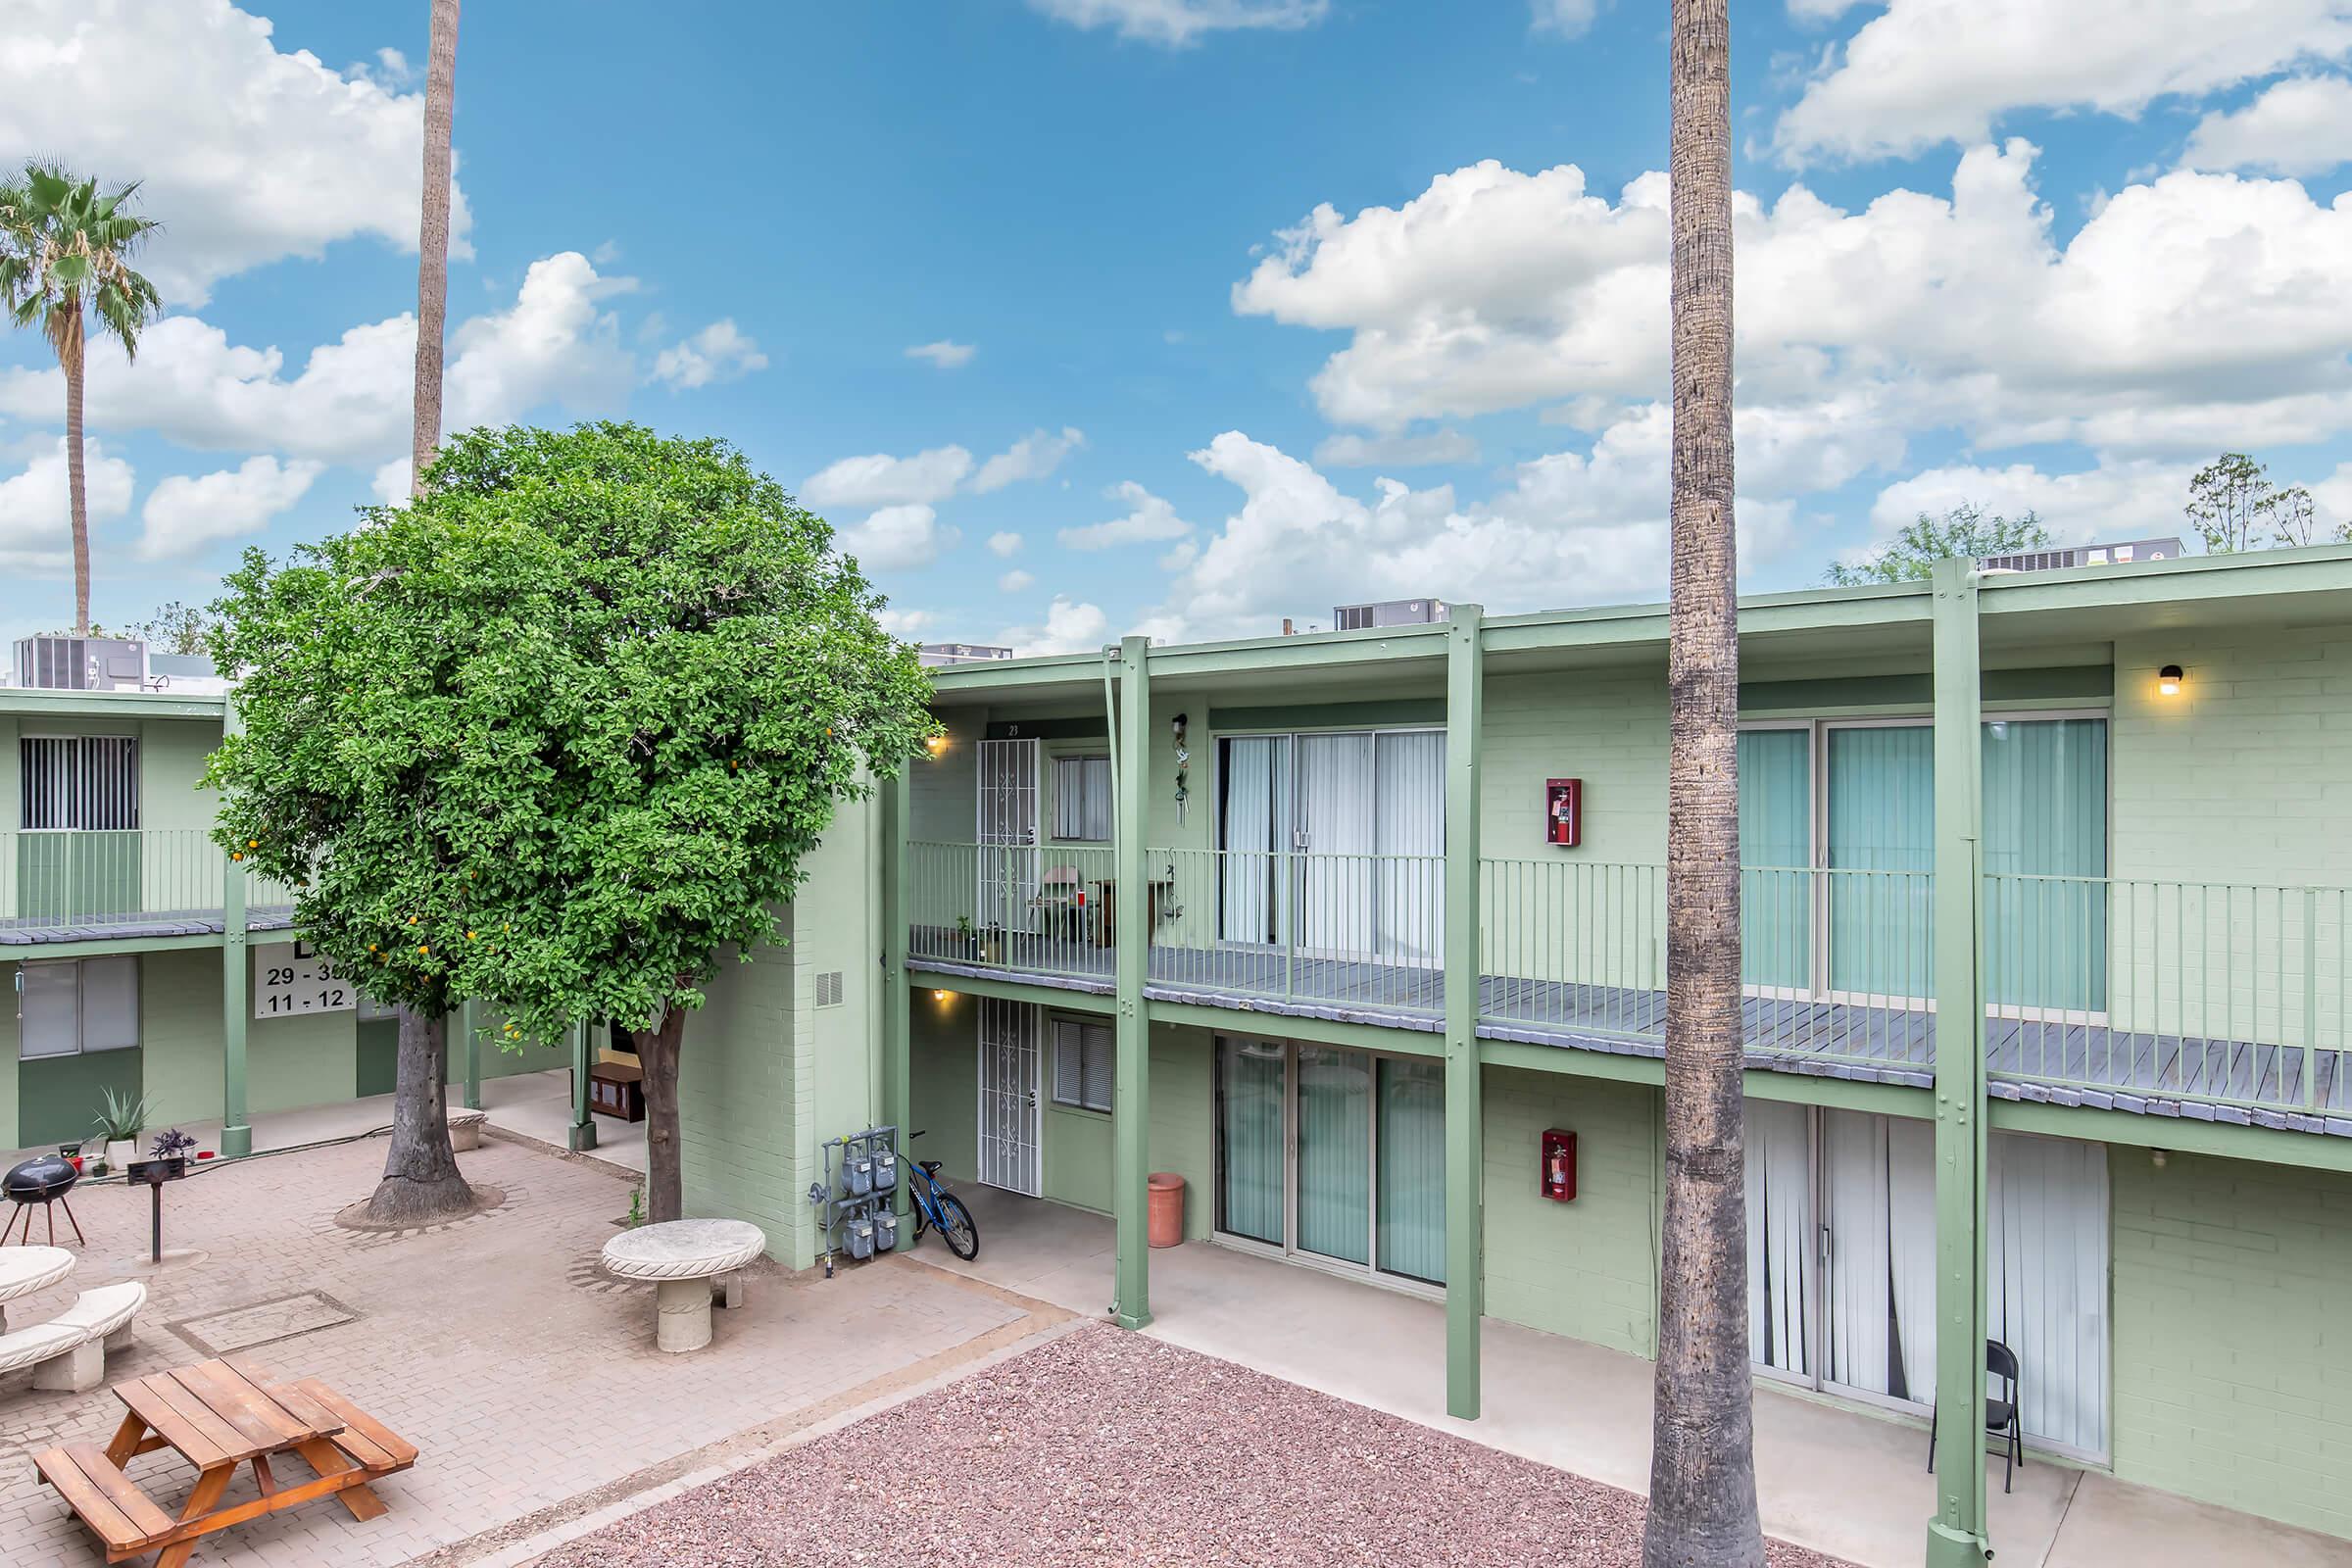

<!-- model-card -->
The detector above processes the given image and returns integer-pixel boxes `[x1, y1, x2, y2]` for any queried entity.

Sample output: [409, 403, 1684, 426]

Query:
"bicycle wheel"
[934, 1192, 980, 1260]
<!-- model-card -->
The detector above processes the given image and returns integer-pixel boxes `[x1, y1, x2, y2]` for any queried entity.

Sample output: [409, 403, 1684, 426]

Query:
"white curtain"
[1219, 738, 1286, 944]
[1298, 734, 1375, 956]
[1745, 1100, 1815, 1378]
[1988, 1132, 2110, 1457]
[1821, 1110, 1894, 1397]
[1373, 731, 1445, 965]
[1886, 1117, 1939, 1406]
[1052, 756, 1110, 842]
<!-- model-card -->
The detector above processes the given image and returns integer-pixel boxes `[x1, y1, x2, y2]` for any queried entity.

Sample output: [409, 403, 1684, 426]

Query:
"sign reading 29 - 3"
[252, 941, 357, 1019]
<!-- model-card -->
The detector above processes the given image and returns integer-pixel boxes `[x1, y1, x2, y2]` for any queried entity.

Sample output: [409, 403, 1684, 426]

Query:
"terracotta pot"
[1147, 1171, 1186, 1249]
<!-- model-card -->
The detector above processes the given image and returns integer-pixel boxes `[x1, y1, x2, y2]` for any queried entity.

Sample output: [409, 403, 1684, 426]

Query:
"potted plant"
[148, 1128, 197, 1179]
[955, 913, 981, 959]
[92, 1087, 155, 1177]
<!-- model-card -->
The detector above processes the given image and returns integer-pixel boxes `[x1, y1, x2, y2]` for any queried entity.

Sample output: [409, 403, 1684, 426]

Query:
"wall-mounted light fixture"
[2158, 664, 2184, 697]
[932, 990, 950, 1004]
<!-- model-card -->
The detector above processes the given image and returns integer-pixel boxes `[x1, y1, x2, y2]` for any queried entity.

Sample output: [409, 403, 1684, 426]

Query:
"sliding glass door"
[1826, 724, 1936, 1000]
[1739, 728, 1812, 992]
[1212, 1036, 1445, 1288]
[1982, 717, 2109, 1012]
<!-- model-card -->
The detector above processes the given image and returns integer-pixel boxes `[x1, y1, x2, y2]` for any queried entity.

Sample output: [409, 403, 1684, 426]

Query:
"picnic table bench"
[35, 1355, 416, 1565]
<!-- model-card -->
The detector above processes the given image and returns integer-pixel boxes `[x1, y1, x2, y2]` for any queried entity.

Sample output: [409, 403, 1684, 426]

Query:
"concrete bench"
[447, 1108, 488, 1152]
[0, 1281, 147, 1395]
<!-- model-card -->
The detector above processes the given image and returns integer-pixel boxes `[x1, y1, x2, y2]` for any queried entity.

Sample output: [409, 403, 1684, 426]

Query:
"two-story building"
[0, 641, 571, 1163]
[670, 542, 2352, 1562]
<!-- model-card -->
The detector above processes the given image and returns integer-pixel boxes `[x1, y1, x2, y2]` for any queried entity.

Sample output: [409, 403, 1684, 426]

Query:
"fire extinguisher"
[1541, 1129, 1577, 1202]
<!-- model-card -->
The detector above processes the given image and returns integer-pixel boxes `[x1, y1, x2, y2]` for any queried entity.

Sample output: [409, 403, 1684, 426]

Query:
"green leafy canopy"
[1823, 502, 2052, 586]
[204, 422, 938, 1050]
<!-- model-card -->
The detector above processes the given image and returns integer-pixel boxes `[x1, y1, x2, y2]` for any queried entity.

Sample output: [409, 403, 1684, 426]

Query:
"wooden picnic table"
[36, 1354, 417, 1566]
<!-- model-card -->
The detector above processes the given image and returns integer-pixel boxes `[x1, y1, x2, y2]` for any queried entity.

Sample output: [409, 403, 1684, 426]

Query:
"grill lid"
[4, 1154, 77, 1201]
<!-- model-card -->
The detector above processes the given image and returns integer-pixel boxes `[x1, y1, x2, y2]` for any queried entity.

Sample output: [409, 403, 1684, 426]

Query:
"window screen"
[16, 956, 138, 1058]
[20, 736, 139, 830]
[1052, 756, 1111, 842]
[1051, 1017, 1113, 1112]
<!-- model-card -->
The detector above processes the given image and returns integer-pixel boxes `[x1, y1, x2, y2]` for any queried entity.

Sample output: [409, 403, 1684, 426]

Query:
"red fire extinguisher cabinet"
[1541, 1129, 1577, 1202]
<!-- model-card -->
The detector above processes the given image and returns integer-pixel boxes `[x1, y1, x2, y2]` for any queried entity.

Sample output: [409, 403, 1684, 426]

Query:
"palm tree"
[366, 0, 474, 1228]
[1644, 0, 1765, 1564]
[0, 168, 162, 634]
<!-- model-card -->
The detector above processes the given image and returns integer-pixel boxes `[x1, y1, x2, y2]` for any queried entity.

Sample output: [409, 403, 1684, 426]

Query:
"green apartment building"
[0, 660, 566, 1163]
[667, 541, 2352, 1564]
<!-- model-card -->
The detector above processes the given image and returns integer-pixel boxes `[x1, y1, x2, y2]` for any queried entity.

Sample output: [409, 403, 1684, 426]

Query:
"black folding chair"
[1927, 1338, 2024, 1494]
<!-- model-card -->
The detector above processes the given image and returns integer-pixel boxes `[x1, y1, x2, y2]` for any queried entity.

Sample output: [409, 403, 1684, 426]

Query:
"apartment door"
[977, 738, 1040, 937]
[975, 998, 1042, 1196]
[1746, 1103, 2110, 1459]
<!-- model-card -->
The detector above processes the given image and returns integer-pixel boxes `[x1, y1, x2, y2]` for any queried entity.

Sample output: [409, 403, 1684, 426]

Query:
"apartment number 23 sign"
[252, 942, 357, 1019]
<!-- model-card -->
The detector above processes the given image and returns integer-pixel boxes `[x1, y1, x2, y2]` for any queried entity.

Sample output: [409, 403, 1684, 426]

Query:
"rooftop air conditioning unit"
[1332, 599, 1448, 631]
[917, 642, 1016, 668]
[1979, 537, 2181, 573]
[14, 636, 146, 691]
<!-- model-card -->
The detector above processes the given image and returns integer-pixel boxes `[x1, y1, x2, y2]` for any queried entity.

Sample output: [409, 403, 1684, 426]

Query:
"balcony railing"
[0, 829, 293, 935]
[901, 841, 2352, 1119]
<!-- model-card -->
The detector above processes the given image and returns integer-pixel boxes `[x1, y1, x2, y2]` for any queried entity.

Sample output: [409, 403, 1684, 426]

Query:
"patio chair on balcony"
[1035, 865, 1087, 946]
[1927, 1338, 2024, 1494]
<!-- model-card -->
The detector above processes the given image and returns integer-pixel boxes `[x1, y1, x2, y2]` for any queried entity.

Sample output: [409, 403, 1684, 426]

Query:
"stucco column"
[1927, 557, 1992, 1568]
[1444, 604, 1486, 1419]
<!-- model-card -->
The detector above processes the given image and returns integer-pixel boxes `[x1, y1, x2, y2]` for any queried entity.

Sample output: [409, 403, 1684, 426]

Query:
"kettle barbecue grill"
[3, 1152, 84, 1247]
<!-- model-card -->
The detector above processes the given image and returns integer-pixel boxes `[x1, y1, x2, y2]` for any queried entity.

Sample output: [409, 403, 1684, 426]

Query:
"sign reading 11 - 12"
[252, 942, 356, 1019]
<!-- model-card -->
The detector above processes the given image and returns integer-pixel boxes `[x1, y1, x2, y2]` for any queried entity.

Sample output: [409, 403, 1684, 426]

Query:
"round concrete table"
[0, 1245, 74, 1333]
[600, 1219, 764, 1352]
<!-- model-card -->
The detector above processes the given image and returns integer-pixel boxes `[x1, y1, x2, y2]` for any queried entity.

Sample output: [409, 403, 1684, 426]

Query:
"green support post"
[1927, 558, 1991, 1568]
[220, 696, 252, 1160]
[462, 997, 482, 1111]
[1111, 634, 1153, 1331]
[1444, 605, 1486, 1420]
[884, 767, 914, 1216]
[568, 1019, 598, 1152]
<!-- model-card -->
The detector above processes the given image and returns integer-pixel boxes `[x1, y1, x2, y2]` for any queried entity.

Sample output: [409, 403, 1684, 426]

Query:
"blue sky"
[3, 0, 2350, 654]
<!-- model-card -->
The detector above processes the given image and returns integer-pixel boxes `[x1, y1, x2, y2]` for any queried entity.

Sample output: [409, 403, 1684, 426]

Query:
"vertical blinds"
[1051, 756, 1111, 842]
[1216, 1039, 1286, 1245]
[1051, 1017, 1113, 1112]
[21, 736, 139, 831]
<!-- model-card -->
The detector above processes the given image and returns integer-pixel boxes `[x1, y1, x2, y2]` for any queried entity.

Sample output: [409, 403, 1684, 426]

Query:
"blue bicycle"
[905, 1131, 980, 1259]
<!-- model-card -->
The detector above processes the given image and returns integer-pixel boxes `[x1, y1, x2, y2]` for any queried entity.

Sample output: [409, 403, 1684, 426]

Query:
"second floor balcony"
[906, 839, 2352, 1133]
[0, 828, 296, 944]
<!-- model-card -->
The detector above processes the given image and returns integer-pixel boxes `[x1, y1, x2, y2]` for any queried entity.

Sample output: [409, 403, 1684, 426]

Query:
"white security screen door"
[975, 997, 1042, 1196]
[977, 738, 1040, 936]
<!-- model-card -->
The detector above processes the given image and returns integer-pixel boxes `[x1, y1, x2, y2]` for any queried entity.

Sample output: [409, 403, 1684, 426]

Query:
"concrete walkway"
[920, 1184, 2352, 1568]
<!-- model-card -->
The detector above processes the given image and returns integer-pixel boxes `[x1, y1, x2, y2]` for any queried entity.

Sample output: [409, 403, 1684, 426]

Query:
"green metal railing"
[1984, 873, 2351, 1113]
[900, 841, 2352, 1116]
[0, 829, 289, 932]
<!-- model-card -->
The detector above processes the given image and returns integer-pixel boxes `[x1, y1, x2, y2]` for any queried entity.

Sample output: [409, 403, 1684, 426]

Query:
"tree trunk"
[411, 0, 460, 497]
[632, 1007, 688, 1224]
[62, 312, 89, 636]
[1644, 0, 1764, 1563]
[362, 1006, 475, 1225]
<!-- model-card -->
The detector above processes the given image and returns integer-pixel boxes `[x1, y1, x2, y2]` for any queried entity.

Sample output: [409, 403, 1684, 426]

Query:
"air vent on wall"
[814, 970, 846, 1008]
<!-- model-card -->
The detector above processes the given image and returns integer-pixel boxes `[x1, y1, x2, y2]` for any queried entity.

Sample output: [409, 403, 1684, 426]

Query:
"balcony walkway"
[909, 928, 2352, 1137]
[0, 904, 295, 946]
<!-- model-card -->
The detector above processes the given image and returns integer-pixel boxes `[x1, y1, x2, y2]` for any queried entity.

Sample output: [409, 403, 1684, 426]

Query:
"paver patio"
[533, 1322, 1850, 1568]
[0, 1135, 1050, 1568]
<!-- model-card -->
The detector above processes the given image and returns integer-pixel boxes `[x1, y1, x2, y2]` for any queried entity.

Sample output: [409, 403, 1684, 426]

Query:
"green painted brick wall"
[1480, 669, 1670, 865]
[1481, 1064, 1660, 1357]
[677, 936, 800, 1262]
[909, 992, 978, 1182]
[1150, 1023, 1216, 1242]
[1043, 1103, 1111, 1211]
[2111, 1147, 2352, 1540]
[137, 949, 356, 1128]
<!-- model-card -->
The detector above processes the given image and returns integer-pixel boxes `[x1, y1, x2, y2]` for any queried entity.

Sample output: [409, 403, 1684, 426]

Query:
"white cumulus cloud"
[999, 569, 1036, 593]
[801, 446, 974, 512]
[987, 531, 1024, 558]
[842, 504, 956, 571]
[1057, 481, 1194, 551]
[651, 319, 769, 389]
[974, 427, 1086, 493]
[1770, 0, 2352, 166]
[0, 0, 473, 304]
[1313, 428, 1482, 468]
[905, 340, 977, 369]
[1000, 595, 1111, 656]
[138, 455, 323, 560]
[2182, 74, 2352, 174]
[0, 437, 135, 572]
[1026, 0, 1328, 46]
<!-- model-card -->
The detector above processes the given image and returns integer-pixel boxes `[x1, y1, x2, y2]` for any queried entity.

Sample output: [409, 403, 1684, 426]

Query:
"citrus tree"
[206, 421, 936, 1224]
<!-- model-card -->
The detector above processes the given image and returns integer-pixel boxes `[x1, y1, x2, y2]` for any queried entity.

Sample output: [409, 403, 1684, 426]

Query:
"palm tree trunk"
[362, 1005, 475, 1224]
[62, 310, 89, 636]
[380, 0, 468, 1220]
[411, 0, 460, 496]
[1645, 0, 1763, 1564]
[631, 1007, 688, 1223]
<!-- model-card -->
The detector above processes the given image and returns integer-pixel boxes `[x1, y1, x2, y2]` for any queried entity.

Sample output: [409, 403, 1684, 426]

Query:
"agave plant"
[91, 1085, 155, 1145]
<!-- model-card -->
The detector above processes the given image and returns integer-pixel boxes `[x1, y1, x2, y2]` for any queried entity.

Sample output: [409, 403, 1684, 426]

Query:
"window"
[1052, 755, 1111, 842]
[1051, 1017, 1112, 1112]
[21, 736, 139, 830]
[19, 956, 139, 1059]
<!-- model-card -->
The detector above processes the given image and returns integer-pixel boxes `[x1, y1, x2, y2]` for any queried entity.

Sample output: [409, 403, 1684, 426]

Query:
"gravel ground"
[537, 1323, 1850, 1568]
